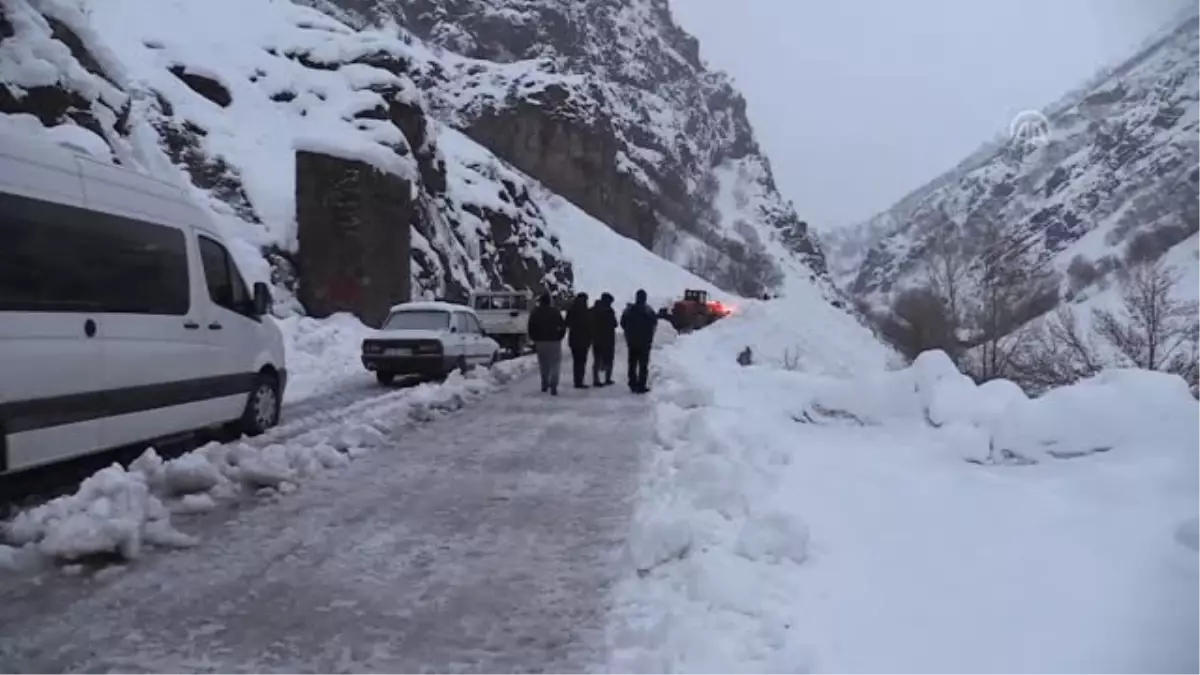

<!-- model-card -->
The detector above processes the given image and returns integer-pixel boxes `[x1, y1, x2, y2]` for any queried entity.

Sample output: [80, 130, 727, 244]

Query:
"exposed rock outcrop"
[295, 150, 414, 326]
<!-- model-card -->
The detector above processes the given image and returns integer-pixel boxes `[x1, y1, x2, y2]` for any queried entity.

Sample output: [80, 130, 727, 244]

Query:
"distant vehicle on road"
[361, 301, 500, 385]
[468, 289, 533, 355]
[0, 129, 287, 476]
[669, 289, 733, 332]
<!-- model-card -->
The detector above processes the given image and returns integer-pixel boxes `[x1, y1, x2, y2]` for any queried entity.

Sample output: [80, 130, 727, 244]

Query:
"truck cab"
[468, 289, 534, 355]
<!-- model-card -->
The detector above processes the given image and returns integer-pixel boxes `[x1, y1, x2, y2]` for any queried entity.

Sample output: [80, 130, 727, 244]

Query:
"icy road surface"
[0, 368, 649, 673]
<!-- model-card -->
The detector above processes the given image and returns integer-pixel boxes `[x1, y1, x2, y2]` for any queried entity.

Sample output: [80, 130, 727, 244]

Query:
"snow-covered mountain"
[307, 0, 828, 290]
[830, 13, 1199, 312]
[0, 0, 836, 328]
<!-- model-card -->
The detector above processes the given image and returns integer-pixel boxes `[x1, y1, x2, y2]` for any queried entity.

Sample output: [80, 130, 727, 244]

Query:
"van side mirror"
[252, 282, 272, 317]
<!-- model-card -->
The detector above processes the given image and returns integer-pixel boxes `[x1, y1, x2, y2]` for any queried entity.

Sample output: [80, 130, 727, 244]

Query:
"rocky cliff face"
[831, 14, 1199, 312]
[305, 0, 830, 295]
[2, 0, 832, 324]
[0, 0, 573, 323]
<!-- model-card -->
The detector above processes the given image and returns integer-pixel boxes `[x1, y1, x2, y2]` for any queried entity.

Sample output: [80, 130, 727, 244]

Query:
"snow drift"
[609, 305, 1199, 673]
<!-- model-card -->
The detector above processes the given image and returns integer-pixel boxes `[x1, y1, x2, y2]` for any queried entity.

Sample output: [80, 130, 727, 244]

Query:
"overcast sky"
[668, 0, 1194, 231]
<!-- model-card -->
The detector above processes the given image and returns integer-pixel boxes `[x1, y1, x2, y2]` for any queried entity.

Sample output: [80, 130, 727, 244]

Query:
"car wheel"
[376, 371, 396, 386]
[489, 350, 500, 367]
[456, 355, 470, 374]
[238, 373, 280, 437]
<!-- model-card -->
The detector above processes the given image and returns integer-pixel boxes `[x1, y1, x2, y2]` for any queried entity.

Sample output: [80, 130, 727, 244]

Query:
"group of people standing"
[526, 289, 659, 396]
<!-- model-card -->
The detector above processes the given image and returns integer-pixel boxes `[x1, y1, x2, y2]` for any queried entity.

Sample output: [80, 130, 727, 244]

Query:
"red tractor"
[669, 289, 733, 332]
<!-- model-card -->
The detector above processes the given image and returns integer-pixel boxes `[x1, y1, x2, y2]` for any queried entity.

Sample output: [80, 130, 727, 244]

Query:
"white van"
[0, 130, 287, 475]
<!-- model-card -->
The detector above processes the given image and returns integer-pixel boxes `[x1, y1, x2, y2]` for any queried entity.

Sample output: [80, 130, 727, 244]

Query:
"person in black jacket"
[527, 293, 567, 395]
[620, 288, 658, 393]
[589, 292, 618, 387]
[565, 292, 593, 388]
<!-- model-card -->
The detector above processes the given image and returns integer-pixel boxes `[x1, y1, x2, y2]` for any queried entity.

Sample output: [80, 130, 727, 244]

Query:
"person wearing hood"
[619, 288, 658, 393]
[565, 292, 593, 388]
[589, 292, 618, 387]
[527, 292, 567, 395]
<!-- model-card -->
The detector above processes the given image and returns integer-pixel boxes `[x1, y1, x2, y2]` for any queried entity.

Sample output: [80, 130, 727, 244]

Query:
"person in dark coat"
[565, 292, 593, 388]
[527, 293, 567, 395]
[620, 288, 658, 394]
[589, 292, 618, 387]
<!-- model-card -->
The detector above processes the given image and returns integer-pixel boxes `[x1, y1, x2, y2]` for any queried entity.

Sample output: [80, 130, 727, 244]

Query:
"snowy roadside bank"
[607, 307, 1199, 673]
[276, 312, 378, 403]
[0, 356, 536, 575]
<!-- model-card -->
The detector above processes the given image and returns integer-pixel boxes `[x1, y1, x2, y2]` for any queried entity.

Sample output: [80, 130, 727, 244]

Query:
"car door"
[0, 190, 106, 472]
[196, 233, 262, 422]
[448, 311, 471, 360]
[463, 313, 493, 363]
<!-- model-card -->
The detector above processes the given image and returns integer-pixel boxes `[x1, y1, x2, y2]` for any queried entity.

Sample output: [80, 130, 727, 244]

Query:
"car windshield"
[382, 310, 450, 331]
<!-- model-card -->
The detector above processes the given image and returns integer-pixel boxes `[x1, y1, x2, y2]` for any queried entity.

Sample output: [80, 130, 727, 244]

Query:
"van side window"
[198, 235, 252, 317]
[0, 190, 189, 315]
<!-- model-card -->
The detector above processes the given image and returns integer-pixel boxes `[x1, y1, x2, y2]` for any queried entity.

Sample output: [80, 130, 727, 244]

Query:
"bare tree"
[968, 217, 1058, 381]
[921, 214, 969, 325]
[1092, 259, 1199, 374]
[1006, 307, 1104, 394]
[877, 286, 960, 362]
[924, 240, 969, 325]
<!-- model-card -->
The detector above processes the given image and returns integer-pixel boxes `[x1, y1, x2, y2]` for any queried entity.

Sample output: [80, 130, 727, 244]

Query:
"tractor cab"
[671, 288, 733, 332]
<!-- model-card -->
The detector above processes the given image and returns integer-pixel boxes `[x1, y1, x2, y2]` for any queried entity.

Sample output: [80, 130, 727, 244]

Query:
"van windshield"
[382, 310, 450, 331]
[474, 294, 529, 310]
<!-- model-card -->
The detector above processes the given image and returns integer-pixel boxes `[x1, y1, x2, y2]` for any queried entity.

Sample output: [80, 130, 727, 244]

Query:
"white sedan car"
[361, 301, 501, 385]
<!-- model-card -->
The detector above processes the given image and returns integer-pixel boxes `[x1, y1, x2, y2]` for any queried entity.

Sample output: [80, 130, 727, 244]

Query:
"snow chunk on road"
[163, 452, 223, 496]
[5, 465, 195, 563]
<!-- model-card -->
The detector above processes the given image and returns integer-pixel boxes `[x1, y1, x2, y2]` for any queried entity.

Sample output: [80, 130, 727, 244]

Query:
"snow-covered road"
[0, 363, 650, 673]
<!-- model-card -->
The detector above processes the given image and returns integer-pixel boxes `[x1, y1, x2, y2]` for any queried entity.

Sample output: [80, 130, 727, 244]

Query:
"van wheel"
[376, 371, 396, 386]
[238, 374, 280, 436]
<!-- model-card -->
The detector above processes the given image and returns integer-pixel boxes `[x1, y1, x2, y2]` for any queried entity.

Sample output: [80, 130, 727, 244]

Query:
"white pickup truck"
[469, 289, 533, 355]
